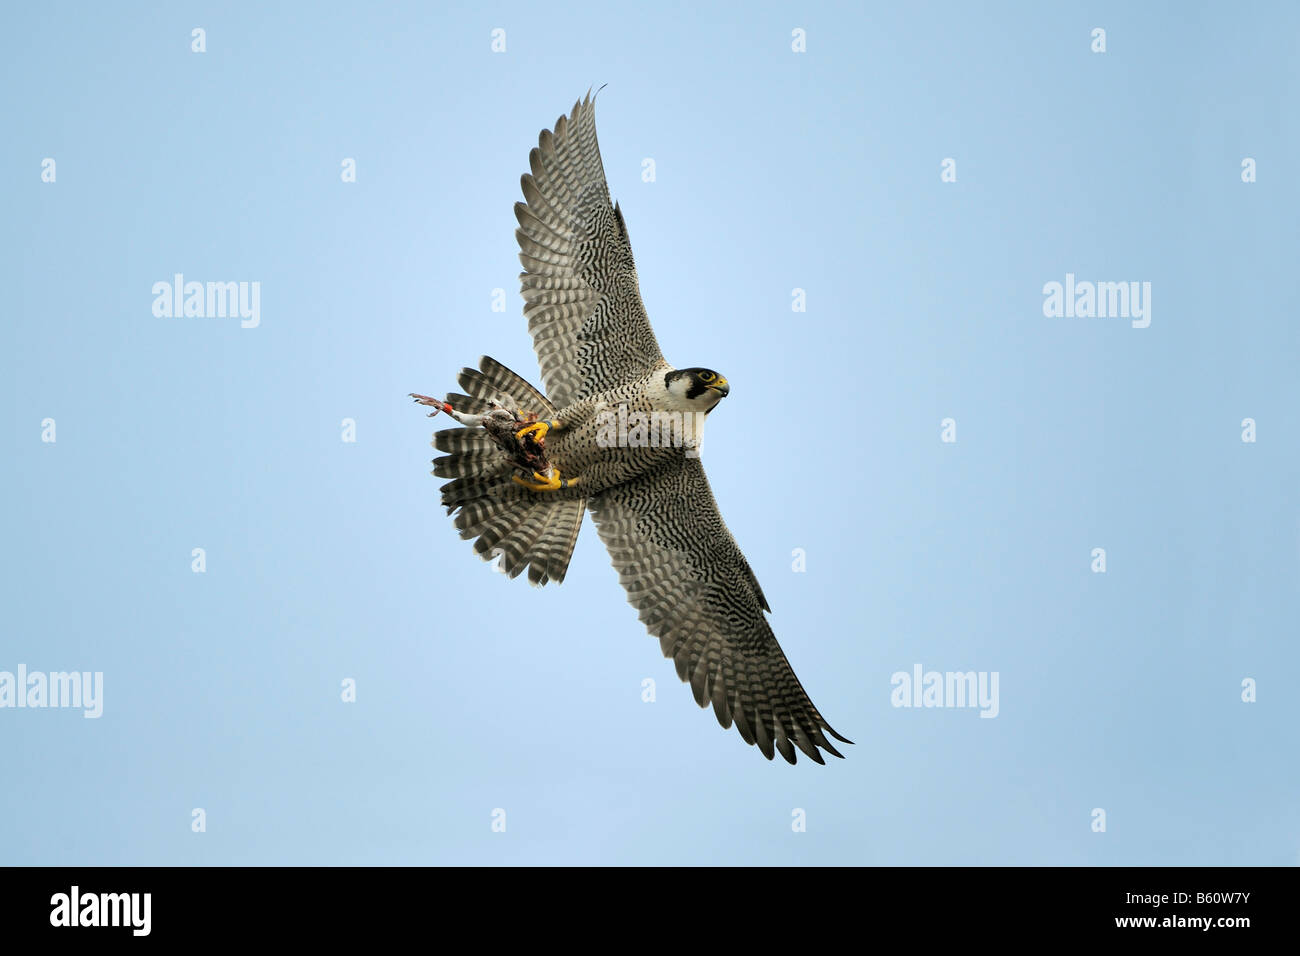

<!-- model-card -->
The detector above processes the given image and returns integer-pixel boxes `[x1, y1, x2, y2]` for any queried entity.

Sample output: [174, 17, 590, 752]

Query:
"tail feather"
[492, 504, 552, 577]
[433, 447, 504, 479]
[454, 498, 503, 537]
[433, 428, 497, 456]
[440, 474, 513, 509]
[532, 498, 584, 585]
[428, 356, 585, 586]
[471, 509, 527, 556]
[456, 356, 556, 417]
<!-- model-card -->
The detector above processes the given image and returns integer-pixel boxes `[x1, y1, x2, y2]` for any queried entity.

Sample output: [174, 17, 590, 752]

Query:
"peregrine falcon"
[414, 92, 850, 764]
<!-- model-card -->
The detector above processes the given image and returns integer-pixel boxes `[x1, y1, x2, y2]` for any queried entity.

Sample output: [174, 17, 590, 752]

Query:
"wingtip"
[578, 85, 607, 116]
[819, 738, 847, 760]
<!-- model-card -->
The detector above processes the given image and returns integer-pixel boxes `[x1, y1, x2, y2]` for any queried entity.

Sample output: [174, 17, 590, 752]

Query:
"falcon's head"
[665, 368, 730, 412]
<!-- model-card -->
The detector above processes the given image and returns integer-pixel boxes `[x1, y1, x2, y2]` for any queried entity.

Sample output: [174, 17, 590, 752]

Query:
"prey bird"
[413, 91, 850, 764]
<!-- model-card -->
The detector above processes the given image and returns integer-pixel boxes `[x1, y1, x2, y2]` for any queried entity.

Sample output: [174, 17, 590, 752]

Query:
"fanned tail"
[423, 356, 586, 586]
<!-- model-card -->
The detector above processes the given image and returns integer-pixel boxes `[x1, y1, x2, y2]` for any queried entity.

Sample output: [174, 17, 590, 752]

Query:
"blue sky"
[2, 1, 1296, 865]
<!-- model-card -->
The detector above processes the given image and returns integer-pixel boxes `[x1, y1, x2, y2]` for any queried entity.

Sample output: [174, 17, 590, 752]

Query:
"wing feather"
[588, 454, 850, 764]
[515, 91, 665, 409]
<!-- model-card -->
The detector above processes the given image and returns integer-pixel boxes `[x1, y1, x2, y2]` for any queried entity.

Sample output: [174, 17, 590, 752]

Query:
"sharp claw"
[516, 421, 550, 442]
[511, 467, 577, 492]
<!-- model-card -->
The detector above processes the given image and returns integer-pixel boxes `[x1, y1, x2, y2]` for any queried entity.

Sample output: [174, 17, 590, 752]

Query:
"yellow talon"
[511, 468, 578, 492]
[512, 468, 561, 492]
[516, 420, 550, 442]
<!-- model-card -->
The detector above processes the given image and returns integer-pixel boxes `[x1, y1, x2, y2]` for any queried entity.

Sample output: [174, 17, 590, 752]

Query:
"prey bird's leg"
[409, 395, 491, 427]
[447, 409, 489, 426]
[409, 393, 452, 419]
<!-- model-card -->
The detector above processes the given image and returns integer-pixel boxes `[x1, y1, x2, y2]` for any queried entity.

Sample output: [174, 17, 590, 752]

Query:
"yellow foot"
[515, 420, 552, 443]
[511, 469, 579, 492]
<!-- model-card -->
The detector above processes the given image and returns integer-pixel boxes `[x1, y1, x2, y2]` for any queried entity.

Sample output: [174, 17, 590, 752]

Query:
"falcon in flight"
[415, 91, 849, 764]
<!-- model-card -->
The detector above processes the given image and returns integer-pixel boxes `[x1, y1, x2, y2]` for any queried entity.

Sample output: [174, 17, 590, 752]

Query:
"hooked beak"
[707, 378, 730, 397]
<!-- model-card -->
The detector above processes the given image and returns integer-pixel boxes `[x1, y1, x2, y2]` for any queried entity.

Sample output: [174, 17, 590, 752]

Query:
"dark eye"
[698, 371, 715, 383]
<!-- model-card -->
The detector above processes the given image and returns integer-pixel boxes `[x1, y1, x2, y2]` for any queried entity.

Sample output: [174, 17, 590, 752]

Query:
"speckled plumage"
[424, 92, 849, 764]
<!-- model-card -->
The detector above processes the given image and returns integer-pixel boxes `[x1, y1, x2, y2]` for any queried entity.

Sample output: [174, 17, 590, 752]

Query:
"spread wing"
[515, 91, 665, 409]
[588, 454, 851, 764]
